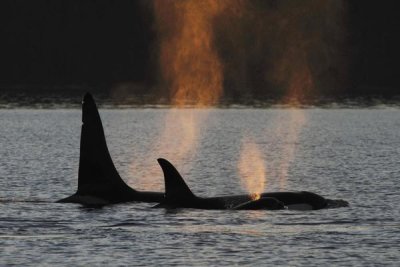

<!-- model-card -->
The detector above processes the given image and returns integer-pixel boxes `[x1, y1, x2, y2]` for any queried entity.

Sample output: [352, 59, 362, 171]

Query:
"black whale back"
[157, 158, 197, 206]
[59, 93, 137, 204]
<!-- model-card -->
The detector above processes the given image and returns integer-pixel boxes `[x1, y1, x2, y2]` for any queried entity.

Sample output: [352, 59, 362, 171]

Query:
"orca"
[232, 197, 285, 210]
[57, 93, 164, 206]
[57, 92, 348, 210]
[156, 158, 348, 210]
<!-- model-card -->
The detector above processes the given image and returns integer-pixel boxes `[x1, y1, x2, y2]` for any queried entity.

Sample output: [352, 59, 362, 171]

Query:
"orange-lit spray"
[270, 45, 310, 188]
[153, 0, 226, 164]
[130, 0, 230, 190]
[154, 0, 228, 106]
[238, 137, 266, 200]
[152, 0, 312, 194]
[274, 108, 306, 189]
[236, 1, 326, 191]
[130, 0, 340, 193]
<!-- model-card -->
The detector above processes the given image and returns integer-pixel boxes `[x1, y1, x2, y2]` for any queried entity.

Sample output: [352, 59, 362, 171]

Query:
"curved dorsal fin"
[157, 158, 196, 202]
[77, 93, 135, 196]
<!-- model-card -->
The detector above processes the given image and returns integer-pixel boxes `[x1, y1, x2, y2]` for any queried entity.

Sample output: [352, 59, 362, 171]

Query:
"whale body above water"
[58, 93, 349, 210]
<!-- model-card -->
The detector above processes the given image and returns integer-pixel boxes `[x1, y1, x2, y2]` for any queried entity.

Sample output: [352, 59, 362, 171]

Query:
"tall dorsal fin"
[77, 93, 135, 195]
[157, 158, 196, 202]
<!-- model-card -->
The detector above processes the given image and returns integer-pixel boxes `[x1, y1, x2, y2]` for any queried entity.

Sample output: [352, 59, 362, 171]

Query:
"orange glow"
[152, 0, 227, 167]
[275, 47, 314, 105]
[238, 137, 266, 198]
[154, 0, 228, 107]
[250, 193, 261, 201]
[132, 0, 337, 193]
[130, 1, 232, 190]
[237, 109, 306, 192]
[156, 109, 205, 165]
[129, 109, 207, 191]
[276, 109, 306, 189]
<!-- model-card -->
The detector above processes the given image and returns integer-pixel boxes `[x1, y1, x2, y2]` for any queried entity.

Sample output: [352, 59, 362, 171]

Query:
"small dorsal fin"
[157, 158, 196, 202]
[77, 93, 135, 196]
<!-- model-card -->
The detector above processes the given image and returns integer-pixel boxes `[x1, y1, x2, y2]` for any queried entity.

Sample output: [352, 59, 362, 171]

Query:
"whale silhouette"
[58, 93, 348, 210]
[57, 93, 163, 206]
[154, 158, 346, 210]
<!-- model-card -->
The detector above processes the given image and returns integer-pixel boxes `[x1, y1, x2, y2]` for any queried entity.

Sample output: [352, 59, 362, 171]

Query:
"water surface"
[1, 108, 399, 266]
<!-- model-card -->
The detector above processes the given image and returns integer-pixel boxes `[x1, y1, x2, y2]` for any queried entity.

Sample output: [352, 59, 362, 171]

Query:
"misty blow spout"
[156, 158, 349, 210]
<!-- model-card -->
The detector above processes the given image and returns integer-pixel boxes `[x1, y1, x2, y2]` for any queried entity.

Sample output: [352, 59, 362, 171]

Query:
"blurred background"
[0, 0, 399, 106]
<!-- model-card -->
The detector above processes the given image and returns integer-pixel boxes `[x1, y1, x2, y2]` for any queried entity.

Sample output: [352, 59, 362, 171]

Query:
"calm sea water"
[1, 107, 400, 266]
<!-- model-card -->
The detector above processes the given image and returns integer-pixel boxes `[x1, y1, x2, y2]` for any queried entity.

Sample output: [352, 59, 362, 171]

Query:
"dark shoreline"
[1, 89, 400, 109]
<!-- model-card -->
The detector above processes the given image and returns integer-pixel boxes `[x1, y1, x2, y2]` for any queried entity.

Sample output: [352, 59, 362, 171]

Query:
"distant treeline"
[0, 0, 399, 98]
